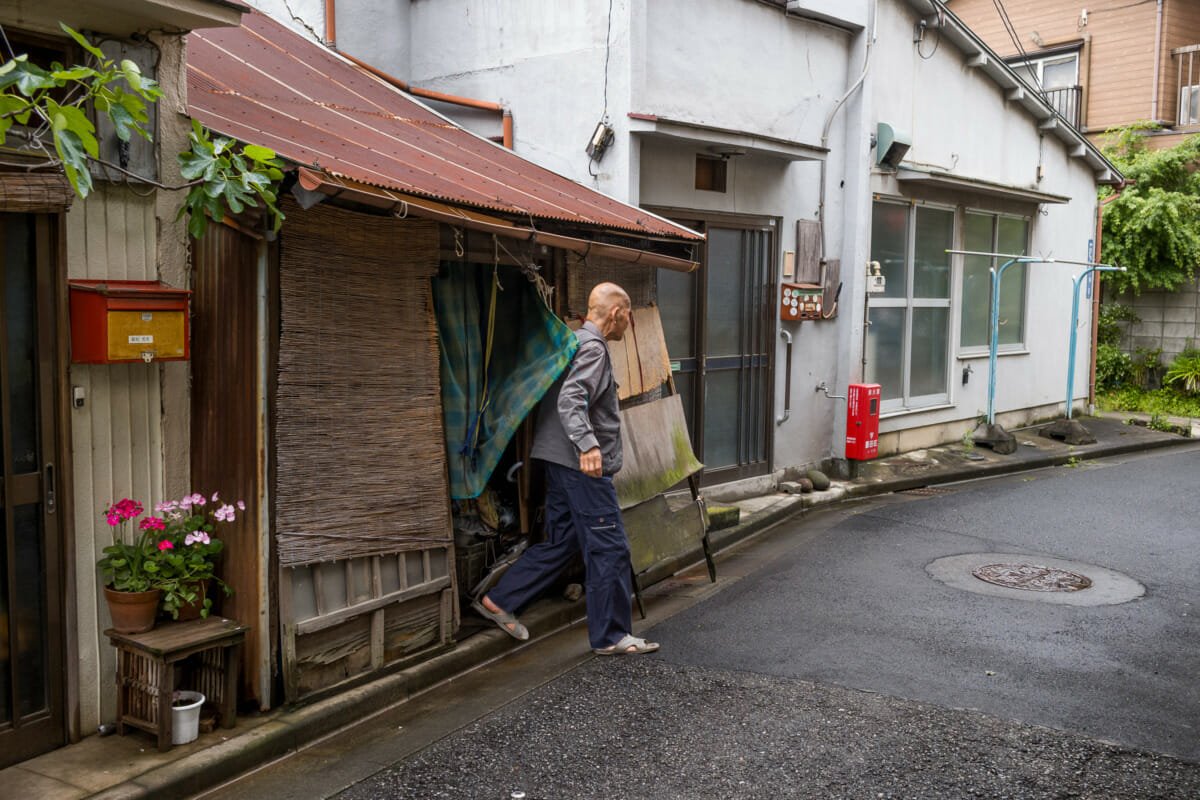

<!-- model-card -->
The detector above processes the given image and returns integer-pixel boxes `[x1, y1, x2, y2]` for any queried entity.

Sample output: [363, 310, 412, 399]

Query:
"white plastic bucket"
[171, 690, 205, 745]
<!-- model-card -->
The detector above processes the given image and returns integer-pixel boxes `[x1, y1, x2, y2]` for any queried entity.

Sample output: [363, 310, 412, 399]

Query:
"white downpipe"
[818, 0, 878, 261]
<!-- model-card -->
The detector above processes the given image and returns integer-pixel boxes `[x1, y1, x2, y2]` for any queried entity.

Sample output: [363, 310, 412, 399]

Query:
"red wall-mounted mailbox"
[69, 280, 192, 364]
[845, 383, 881, 460]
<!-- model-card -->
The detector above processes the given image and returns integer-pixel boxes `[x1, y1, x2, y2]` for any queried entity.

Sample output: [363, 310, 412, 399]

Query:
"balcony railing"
[1041, 85, 1082, 129]
[1173, 44, 1200, 125]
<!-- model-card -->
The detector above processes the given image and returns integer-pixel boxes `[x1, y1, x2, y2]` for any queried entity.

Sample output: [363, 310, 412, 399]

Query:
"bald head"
[586, 282, 631, 341]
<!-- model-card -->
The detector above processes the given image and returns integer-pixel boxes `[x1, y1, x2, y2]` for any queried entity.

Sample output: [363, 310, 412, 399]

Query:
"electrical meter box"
[845, 383, 881, 460]
[780, 282, 823, 321]
[69, 280, 191, 364]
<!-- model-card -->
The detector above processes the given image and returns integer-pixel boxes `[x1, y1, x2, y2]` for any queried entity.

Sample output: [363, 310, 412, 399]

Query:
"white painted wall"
[868, 0, 1101, 443]
[66, 183, 167, 731]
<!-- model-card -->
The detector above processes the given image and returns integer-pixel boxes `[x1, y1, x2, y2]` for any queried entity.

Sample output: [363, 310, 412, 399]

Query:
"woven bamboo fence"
[276, 201, 451, 566]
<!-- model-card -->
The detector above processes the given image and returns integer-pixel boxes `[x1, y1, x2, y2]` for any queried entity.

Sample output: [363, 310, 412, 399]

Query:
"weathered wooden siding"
[949, 0, 1159, 132]
[191, 222, 266, 706]
[1162, 1, 1200, 127]
[65, 182, 163, 730]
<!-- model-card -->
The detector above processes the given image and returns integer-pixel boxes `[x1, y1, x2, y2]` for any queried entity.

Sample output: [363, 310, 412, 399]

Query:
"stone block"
[1131, 304, 1164, 323]
[1163, 288, 1200, 308]
[705, 505, 741, 531]
[1130, 321, 1163, 340]
[1162, 322, 1198, 341]
[1162, 305, 1198, 325]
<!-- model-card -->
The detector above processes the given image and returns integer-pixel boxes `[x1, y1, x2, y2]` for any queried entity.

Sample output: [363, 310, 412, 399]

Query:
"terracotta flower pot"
[104, 587, 162, 634]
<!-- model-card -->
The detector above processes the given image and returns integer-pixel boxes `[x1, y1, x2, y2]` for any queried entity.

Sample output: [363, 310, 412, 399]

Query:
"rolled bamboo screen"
[276, 201, 451, 566]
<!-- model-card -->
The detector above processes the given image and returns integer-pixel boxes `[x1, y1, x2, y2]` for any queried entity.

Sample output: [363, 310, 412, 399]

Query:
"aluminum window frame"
[956, 209, 1033, 356]
[868, 198, 956, 413]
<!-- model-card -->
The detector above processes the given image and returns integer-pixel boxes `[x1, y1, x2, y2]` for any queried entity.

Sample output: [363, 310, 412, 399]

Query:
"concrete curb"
[843, 430, 1194, 500]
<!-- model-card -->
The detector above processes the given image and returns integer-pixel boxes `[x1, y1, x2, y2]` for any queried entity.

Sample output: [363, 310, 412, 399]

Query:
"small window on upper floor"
[1007, 48, 1082, 128]
[1174, 45, 1200, 125]
[695, 155, 727, 193]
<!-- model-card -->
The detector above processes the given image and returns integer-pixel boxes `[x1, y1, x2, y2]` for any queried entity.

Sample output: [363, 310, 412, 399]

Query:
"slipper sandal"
[470, 600, 529, 641]
[593, 634, 659, 656]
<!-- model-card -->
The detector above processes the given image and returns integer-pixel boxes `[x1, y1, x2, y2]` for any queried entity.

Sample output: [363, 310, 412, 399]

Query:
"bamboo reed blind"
[276, 201, 451, 566]
[0, 172, 74, 211]
[566, 253, 654, 316]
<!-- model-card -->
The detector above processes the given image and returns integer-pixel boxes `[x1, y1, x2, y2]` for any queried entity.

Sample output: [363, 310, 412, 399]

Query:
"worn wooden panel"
[191, 221, 264, 706]
[612, 394, 703, 509]
[822, 259, 841, 319]
[612, 304, 673, 399]
[622, 494, 706, 576]
[795, 220, 821, 284]
[295, 614, 373, 697]
[287, 591, 445, 698]
[65, 183, 162, 730]
[381, 593, 444, 661]
[568, 303, 673, 400]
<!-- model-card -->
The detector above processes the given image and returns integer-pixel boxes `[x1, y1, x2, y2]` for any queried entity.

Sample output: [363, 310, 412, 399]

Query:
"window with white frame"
[1011, 51, 1078, 92]
[1009, 50, 1082, 126]
[960, 212, 1031, 350]
[866, 201, 953, 409]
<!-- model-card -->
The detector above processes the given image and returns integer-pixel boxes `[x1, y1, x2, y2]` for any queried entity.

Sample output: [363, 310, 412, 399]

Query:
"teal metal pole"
[1065, 265, 1123, 419]
[987, 258, 1035, 425]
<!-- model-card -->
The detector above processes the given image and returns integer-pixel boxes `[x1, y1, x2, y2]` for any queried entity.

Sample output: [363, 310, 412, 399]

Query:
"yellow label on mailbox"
[107, 310, 187, 361]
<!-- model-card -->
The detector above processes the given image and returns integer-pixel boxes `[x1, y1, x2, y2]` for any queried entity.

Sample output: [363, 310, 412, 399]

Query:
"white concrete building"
[260, 0, 1120, 479]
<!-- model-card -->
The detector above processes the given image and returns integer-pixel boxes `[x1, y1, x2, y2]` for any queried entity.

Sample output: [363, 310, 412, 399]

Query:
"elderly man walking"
[474, 282, 659, 656]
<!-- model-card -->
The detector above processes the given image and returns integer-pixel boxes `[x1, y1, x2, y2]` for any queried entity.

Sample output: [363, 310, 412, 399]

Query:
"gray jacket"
[531, 321, 623, 475]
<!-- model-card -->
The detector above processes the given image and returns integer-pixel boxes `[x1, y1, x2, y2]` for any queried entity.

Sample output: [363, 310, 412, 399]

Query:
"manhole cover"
[971, 563, 1093, 592]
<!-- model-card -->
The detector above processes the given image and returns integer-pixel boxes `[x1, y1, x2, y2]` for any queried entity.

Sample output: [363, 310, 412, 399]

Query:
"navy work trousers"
[488, 460, 633, 650]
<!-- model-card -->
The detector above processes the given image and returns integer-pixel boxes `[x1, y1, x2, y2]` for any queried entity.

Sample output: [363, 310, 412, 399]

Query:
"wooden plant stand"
[105, 616, 249, 751]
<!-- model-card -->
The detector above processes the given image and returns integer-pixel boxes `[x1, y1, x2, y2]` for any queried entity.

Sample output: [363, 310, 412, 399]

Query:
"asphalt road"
[204, 445, 1200, 799]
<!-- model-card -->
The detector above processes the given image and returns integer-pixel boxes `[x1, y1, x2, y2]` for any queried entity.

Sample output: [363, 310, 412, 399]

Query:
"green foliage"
[1132, 346, 1162, 388]
[0, 24, 160, 198]
[177, 120, 285, 238]
[1099, 123, 1200, 293]
[1094, 303, 1137, 391]
[0, 24, 284, 238]
[1097, 302, 1138, 346]
[1163, 351, 1200, 395]
[1097, 386, 1200, 418]
[97, 499, 167, 593]
[1096, 344, 1133, 392]
[1147, 413, 1174, 432]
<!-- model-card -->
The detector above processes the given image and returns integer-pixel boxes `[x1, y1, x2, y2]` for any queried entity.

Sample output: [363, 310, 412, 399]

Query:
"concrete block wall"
[1117, 279, 1200, 363]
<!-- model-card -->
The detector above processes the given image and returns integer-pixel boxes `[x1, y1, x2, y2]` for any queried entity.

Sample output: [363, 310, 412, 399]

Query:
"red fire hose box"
[846, 383, 881, 460]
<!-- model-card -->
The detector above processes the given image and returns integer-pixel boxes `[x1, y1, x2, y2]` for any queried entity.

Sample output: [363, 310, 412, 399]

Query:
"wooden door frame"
[644, 206, 779, 486]
[0, 211, 73, 765]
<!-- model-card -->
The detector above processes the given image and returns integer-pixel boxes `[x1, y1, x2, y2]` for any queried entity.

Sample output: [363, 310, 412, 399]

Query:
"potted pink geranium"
[98, 499, 174, 633]
[151, 492, 243, 620]
[98, 492, 244, 631]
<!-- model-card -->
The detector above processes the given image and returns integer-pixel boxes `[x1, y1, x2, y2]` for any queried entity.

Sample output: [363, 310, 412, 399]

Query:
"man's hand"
[579, 447, 603, 477]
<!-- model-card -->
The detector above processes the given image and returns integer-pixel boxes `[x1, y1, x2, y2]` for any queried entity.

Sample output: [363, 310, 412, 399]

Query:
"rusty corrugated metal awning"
[186, 10, 702, 243]
[295, 169, 698, 272]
